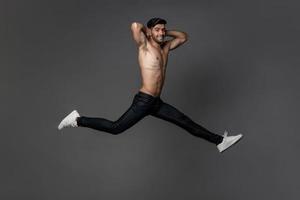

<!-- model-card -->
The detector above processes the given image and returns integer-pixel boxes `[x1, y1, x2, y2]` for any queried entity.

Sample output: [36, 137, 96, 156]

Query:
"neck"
[149, 37, 162, 49]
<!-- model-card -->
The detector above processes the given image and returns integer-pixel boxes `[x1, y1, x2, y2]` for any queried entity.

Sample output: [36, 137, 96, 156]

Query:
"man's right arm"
[131, 22, 147, 47]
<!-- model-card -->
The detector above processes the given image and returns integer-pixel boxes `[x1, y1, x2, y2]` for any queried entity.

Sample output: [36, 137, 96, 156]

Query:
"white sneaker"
[217, 130, 243, 153]
[58, 110, 80, 130]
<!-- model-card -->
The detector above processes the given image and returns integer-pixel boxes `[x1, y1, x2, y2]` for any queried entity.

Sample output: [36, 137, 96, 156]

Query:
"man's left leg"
[150, 98, 223, 144]
[150, 98, 243, 152]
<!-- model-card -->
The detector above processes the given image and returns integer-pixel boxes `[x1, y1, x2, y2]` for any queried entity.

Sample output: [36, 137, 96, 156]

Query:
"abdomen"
[139, 67, 165, 96]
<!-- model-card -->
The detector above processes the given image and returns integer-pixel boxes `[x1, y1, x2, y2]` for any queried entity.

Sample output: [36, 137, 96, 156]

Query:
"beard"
[153, 36, 164, 43]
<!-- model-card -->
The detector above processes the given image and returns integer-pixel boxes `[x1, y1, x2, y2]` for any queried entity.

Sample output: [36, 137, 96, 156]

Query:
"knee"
[110, 129, 124, 135]
[109, 124, 125, 135]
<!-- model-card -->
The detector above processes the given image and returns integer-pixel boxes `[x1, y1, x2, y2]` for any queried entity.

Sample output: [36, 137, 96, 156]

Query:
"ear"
[146, 28, 151, 37]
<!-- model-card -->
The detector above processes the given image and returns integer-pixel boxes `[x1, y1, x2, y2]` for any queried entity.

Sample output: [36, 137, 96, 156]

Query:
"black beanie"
[146, 17, 167, 28]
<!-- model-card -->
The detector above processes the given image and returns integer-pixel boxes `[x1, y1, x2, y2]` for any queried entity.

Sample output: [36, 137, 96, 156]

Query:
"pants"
[77, 91, 223, 145]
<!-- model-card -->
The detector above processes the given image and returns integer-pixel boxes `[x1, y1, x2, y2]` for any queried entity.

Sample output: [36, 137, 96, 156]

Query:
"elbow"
[131, 22, 142, 30]
[178, 32, 188, 43]
[131, 22, 138, 29]
[179, 33, 188, 43]
[183, 32, 188, 42]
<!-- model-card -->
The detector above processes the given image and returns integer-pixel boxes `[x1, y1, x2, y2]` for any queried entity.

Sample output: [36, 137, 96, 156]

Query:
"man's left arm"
[165, 30, 188, 50]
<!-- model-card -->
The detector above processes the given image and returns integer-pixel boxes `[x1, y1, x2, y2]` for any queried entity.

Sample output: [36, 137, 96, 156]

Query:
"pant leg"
[150, 99, 223, 144]
[77, 92, 157, 135]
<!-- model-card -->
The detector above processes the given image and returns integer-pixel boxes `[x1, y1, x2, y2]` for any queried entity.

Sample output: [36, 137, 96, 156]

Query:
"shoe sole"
[219, 134, 243, 153]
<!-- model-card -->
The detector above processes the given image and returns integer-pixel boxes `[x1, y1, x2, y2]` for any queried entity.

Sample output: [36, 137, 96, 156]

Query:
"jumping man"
[58, 17, 243, 153]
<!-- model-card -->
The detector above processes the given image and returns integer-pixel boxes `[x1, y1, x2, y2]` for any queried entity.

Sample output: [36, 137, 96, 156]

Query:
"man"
[58, 17, 243, 153]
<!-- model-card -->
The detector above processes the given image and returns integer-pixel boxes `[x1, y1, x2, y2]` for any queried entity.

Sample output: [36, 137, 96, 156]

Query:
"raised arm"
[165, 30, 188, 50]
[131, 22, 148, 48]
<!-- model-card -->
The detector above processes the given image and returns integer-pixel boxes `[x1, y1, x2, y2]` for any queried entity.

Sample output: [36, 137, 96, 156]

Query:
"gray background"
[1, 0, 300, 199]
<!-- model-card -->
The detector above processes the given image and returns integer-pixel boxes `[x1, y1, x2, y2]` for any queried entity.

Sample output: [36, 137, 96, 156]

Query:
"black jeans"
[77, 91, 223, 145]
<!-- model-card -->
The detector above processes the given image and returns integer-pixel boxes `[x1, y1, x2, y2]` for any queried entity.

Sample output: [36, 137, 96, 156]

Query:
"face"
[149, 24, 166, 44]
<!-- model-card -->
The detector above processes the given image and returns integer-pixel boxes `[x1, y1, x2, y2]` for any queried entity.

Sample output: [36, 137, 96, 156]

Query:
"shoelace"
[223, 130, 228, 138]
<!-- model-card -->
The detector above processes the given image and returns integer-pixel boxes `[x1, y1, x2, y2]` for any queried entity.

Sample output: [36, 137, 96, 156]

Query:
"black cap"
[146, 17, 167, 28]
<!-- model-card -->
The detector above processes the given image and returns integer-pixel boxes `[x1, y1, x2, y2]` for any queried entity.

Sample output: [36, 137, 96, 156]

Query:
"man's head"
[146, 17, 167, 44]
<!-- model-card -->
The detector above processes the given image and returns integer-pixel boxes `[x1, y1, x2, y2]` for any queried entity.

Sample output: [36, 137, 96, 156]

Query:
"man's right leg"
[76, 100, 148, 135]
[60, 92, 157, 135]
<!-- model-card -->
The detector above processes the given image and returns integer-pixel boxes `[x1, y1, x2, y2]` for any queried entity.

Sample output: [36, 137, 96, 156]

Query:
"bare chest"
[138, 46, 168, 70]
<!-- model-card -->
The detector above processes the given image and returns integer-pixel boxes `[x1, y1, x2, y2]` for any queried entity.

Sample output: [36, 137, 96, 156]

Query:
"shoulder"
[139, 38, 149, 50]
[161, 40, 171, 52]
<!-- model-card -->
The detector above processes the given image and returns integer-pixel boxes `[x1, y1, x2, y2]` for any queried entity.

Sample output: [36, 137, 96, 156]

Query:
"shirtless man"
[58, 17, 243, 153]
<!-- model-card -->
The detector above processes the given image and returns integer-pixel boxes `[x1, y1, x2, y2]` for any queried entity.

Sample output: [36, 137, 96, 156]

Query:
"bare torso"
[138, 41, 170, 97]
